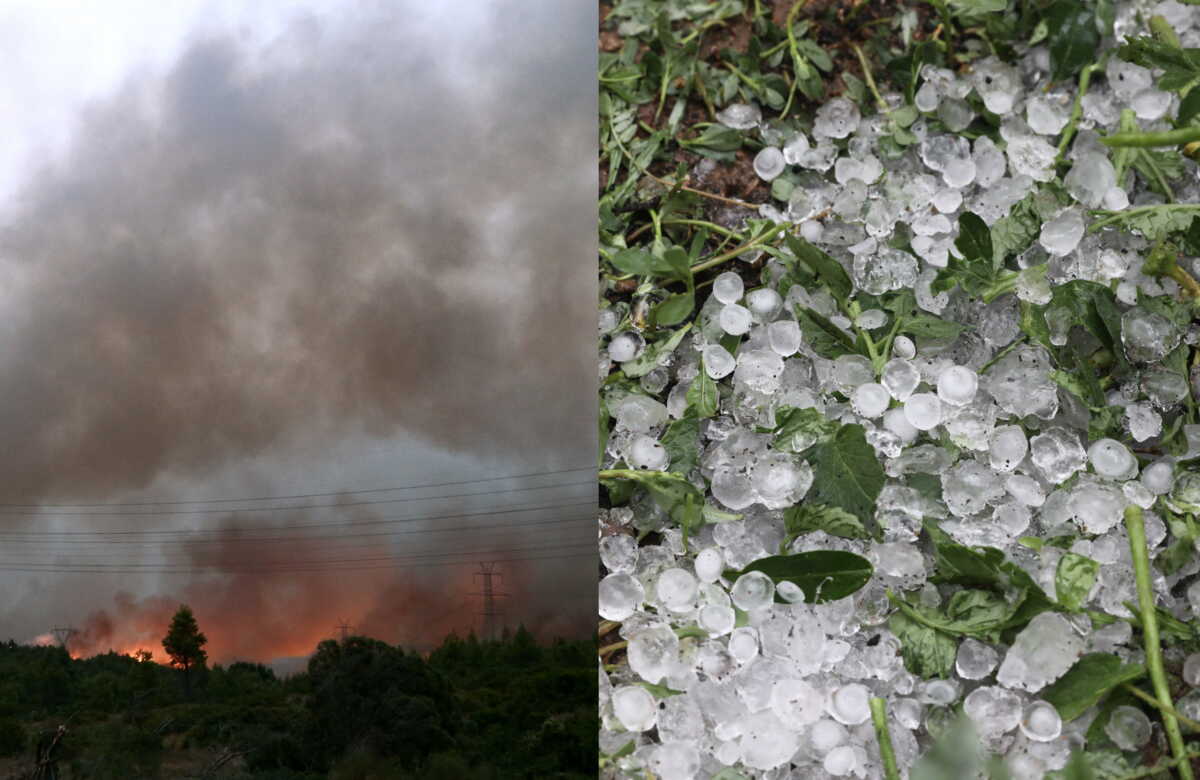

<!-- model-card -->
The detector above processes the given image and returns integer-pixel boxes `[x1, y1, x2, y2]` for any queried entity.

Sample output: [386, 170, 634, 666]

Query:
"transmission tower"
[50, 627, 77, 651]
[471, 562, 510, 640]
[334, 619, 353, 643]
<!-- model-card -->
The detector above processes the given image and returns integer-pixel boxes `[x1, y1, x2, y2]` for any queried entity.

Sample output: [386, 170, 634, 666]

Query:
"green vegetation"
[0, 627, 593, 779]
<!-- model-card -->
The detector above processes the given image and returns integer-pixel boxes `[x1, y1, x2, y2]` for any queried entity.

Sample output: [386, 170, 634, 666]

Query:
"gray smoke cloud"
[0, 1, 597, 659]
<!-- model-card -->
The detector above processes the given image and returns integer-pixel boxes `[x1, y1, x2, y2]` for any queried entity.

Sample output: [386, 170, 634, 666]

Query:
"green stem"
[1125, 504, 1195, 780]
[598, 640, 627, 656]
[1057, 58, 1106, 163]
[1121, 683, 1200, 732]
[870, 697, 901, 780]
[1088, 204, 1200, 234]
[1102, 126, 1200, 148]
[1171, 265, 1200, 299]
[690, 224, 791, 275]
[851, 44, 888, 114]
[1118, 752, 1200, 780]
[778, 0, 809, 119]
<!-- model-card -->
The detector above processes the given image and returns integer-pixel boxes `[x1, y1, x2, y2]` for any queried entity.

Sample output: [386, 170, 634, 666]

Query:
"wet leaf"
[725, 549, 874, 603]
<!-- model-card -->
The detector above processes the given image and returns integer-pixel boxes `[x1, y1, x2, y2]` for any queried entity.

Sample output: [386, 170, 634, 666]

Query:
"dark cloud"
[0, 1, 596, 659]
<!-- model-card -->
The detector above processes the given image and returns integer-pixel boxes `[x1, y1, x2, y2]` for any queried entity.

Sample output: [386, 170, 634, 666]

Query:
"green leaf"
[660, 413, 700, 476]
[955, 212, 993, 266]
[795, 307, 858, 359]
[784, 503, 870, 542]
[1045, 1, 1101, 81]
[725, 549, 874, 603]
[637, 680, 685, 698]
[889, 609, 958, 679]
[610, 247, 664, 276]
[1040, 653, 1146, 721]
[1093, 205, 1200, 241]
[807, 424, 886, 525]
[600, 469, 705, 537]
[599, 398, 610, 468]
[682, 123, 744, 153]
[784, 234, 853, 303]
[622, 323, 691, 378]
[1054, 552, 1099, 611]
[686, 361, 719, 418]
[769, 406, 840, 452]
[946, 0, 1007, 16]
[902, 315, 968, 345]
[653, 291, 695, 326]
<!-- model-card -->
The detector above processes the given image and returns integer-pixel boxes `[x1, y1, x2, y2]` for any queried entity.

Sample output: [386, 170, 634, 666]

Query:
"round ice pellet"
[745, 287, 783, 321]
[612, 685, 657, 731]
[754, 146, 786, 181]
[1088, 438, 1136, 480]
[698, 604, 735, 635]
[919, 679, 959, 706]
[713, 271, 744, 304]
[963, 685, 1022, 734]
[956, 637, 999, 679]
[800, 219, 824, 243]
[1105, 705, 1151, 750]
[827, 683, 871, 725]
[1020, 700, 1062, 742]
[608, 331, 645, 362]
[823, 745, 857, 776]
[656, 568, 698, 612]
[851, 382, 891, 418]
[776, 581, 805, 603]
[904, 392, 943, 431]
[730, 570, 775, 610]
[883, 407, 919, 443]
[719, 304, 753, 336]
[767, 319, 802, 356]
[598, 572, 644, 621]
[628, 434, 669, 471]
[809, 719, 848, 753]
[892, 335, 916, 358]
[989, 425, 1028, 472]
[1141, 459, 1175, 495]
[1185, 653, 1200, 687]
[881, 358, 920, 401]
[936, 365, 978, 406]
[728, 626, 759, 663]
[702, 344, 736, 379]
[694, 547, 724, 583]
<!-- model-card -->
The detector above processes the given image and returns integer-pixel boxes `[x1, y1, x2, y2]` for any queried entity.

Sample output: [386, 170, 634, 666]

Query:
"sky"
[0, 0, 596, 664]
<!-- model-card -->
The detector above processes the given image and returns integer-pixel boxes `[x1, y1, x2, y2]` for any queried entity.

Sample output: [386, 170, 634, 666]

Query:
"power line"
[0, 477, 596, 517]
[0, 513, 588, 548]
[0, 515, 591, 560]
[0, 465, 595, 508]
[0, 498, 595, 538]
[0, 541, 594, 569]
[0, 546, 597, 575]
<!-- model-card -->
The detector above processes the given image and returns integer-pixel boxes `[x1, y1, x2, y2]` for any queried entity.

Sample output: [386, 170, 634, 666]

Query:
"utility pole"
[334, 620, 352, 643]
[471, 563, 509, 641]
[50, 627, 77, 652]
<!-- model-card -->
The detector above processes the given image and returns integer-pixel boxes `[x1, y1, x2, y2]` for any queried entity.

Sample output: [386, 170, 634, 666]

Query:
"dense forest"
[0, 627, 595, 779]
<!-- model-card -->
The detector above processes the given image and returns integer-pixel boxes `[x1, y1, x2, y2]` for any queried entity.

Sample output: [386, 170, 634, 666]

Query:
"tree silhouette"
[161, 605, 207, 699]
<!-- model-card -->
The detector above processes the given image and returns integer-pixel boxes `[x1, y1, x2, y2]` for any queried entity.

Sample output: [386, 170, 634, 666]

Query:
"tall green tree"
[161, 605, 207, 698]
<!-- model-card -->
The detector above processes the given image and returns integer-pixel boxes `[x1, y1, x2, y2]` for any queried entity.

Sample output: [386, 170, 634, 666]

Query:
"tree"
[162, 605, 207, 698]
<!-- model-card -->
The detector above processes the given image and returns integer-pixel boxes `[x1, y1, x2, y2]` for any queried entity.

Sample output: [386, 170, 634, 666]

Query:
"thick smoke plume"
[0, 2, 596, 661]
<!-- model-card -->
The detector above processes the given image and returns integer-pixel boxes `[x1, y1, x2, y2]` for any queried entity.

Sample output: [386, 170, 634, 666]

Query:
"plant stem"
[1117, 751, 1200, 780]
[598, 640, 627, 657]
[1102, 126, 1200, 148]
[690, 224, 791, 275]
[778, 0, 809, 119]
[851, 44, 889, 114]
[870, 697, 901, 780]
[1088, 204, 1200, 234]
[1121, 683, 1200, 732]
[1057, 58, 1106, 163]
[1171, 265, 1200, 299]
[1125, 504, 1195, 780]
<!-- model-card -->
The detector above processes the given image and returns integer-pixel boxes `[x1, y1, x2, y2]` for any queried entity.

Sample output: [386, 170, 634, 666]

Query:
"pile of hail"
[600, 2, 1200, 779]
